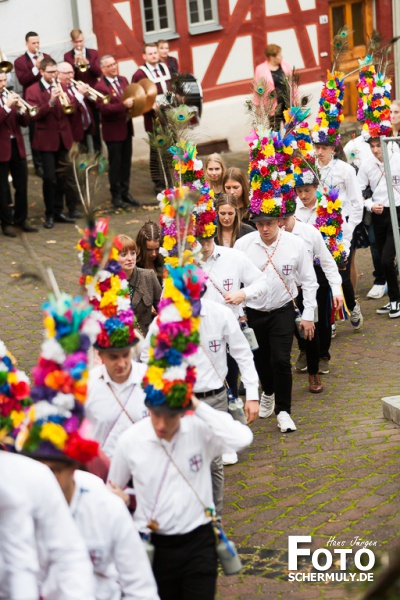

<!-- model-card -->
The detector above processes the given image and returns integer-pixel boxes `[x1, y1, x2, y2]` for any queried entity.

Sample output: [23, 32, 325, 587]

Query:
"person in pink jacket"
[254, 44, 293, 128]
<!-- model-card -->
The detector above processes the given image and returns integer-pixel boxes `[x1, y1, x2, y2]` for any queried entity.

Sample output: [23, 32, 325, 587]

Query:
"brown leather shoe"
[309, 374, 323, 393]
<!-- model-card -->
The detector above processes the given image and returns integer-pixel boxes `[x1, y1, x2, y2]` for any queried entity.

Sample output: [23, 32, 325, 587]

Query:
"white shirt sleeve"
[312, 230, 342, 296]
[343, 165, 364, 251]
[194, 400, 253, 454]
[357, 162, 374, 212]
[238, 254, 268, 301]
[294, 241, 318, 321]
[222, 307, 260, 400]
[0, 479, 39, 600]
[108, 434, 134, 488]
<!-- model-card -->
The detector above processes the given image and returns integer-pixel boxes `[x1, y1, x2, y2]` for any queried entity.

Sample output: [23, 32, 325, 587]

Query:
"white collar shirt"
[201, 244, 268, 318]
[295, 197, 317, 225]
[27, 50, 40, 76]
[40, 77, 52, 91]
[0, 453, 95, 600]
[106, 76, 122, 96]
[141, 298, 259, 399]
[291, 220, 342, 296]
[108, 401, 253, 535]
[69, 471, 160, 600]
[317, 157, 364, 246]
[86, 360, 149, 459]
[234, 230, 318, 321]
[357, 152, 400, 210]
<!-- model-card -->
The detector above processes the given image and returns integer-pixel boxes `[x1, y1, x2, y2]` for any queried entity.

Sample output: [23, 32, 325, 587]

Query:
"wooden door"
[329, 0, 373, 120]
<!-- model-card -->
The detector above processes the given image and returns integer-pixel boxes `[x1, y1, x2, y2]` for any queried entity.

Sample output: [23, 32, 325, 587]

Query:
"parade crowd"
[1, 30, 400, 600]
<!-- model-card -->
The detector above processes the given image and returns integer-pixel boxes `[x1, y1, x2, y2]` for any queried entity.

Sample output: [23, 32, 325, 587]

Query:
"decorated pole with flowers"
[311, 71, 345, 147]
[357, 64, 392, 141]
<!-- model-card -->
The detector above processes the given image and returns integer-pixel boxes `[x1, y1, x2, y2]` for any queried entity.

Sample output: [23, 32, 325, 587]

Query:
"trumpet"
[55, 81, 75, 114]
[4, 88, 39, 116]
[75, 49, 88, 73]
[71, 79, 110, 104]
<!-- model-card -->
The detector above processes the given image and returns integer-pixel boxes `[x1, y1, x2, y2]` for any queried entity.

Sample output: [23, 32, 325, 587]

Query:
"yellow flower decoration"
[251, 180, 261, 190]
[7, 372, 18, 385]
[163, 235, 176, 251]
[44, 315, 56, 338]
[10, 410, 25, 429]
[145, 365, 164, 389]
[262, 143, 274, 157]
[40, 422, 68, 450]
[261, 198, 277, 214]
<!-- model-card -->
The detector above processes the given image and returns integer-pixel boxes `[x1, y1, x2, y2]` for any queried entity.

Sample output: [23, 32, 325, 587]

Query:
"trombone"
[3, 88, 39, 116]
[71, 79, 110, 104]
[0, 48, 12, 73]
[55, 81, 75, 114]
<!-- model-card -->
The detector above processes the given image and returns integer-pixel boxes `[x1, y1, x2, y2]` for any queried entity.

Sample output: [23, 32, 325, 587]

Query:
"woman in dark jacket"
[215, 194, 254, 248]
[118, 235, 162, 337]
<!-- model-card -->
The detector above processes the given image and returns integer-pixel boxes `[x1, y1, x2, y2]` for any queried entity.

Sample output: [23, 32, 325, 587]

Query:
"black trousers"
[106, 136, 132, 200]
[247, 302, 295, 414]
[339, 250, 356, 312]
[152, 523, 218, 600]
[0, 140, 28, 227]
[226, 351, 239, 397]
[28, 120, 42, 172]
[41, 146, 76, 218]
[296, 267, 332, 373]
[372, 207, 400, 302]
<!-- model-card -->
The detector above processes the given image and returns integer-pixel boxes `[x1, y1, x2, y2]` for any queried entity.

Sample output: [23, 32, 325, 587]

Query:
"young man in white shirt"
[38, 461, 160, 600]
[109, 394, 253, 600]
[233, 216, 318, 432]
[357, 138, 400, 318]
[86, 345, 149, 459]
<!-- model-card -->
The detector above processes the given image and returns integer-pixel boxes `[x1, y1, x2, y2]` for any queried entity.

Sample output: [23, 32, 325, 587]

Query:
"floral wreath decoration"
[0, 341, 32, 444]
[77, 217, 138, 349]
[15, 293, 100, 464]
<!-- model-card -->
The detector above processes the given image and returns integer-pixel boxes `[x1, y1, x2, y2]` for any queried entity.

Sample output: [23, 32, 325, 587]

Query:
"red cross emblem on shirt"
[209, 340, 221, 352]
[282, 265, 293, 276]
[223, 278, 234, 291]
[189, 453, 203, 472]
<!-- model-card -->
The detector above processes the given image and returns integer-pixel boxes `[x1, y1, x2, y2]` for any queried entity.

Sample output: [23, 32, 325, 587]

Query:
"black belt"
[196, 386, 225, 399]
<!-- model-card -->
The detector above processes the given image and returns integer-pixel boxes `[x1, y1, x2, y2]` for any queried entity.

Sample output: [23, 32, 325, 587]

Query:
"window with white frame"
[141, 0, 177, 42]
[187, 0, 221, 34]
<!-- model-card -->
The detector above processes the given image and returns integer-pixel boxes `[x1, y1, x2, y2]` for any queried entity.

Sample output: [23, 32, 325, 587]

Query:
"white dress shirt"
[86, 361, 149, 459]
[68, 470, 160, 600]
[317, 157, 364, 253]
[234, 230, 318, 321]
[201, 244, 268, 318]
[141, 298, 259, 400]
[27, 50, 40, 77]
[108, 401, 253, 535]
[357, 153, 400, 210]
[291, 220, 342, 296]
[295, 197, 317, 225]
[0, 453, 95, 600]
[0, 475, 39, 600]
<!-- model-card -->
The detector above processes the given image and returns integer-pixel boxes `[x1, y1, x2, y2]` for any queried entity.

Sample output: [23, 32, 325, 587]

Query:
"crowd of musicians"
[0, 30, 178, 235]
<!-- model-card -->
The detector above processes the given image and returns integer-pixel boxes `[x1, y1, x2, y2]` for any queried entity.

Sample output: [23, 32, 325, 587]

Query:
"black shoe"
[43, 218, 54, 229]
[35, 167, 44, 178]
[19, 222, 38, 233]
[68, 210, 83, 219]
[112, 198, 129, 209]
[122, 193, 141, 207]
[54, 213, 75, 224]
[2, 226, 16, 238]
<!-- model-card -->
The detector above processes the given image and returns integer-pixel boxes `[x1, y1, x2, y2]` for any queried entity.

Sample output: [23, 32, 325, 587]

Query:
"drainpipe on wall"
[393, 0, 400, 98]
[70, 0, 80, 29]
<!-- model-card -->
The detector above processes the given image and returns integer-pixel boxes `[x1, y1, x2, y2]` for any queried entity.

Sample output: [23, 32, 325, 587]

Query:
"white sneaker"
[259, 392, 275, 418]
[222, 452, 238, 465]
[367, 284, 387, 299]
[277, 411, 297, 433]
[331, 324, 337, 338]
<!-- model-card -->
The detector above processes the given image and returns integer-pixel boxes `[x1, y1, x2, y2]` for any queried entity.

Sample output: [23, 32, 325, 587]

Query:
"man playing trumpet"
[64, 29, 102, 151]
[25, 57, 78, 229]
[0, 70, 38, 236]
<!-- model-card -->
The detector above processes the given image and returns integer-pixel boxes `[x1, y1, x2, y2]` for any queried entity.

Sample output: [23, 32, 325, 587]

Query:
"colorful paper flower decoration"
[159, 187, 198, 268]
[315, 186, 347, 266]
[143, 263, 207, 410]
[246, 127, 297, 218]
[0, 341, 32, 442]
[357, 64, 392, 140]
[312, 71, 345, 146]
[77, 217, 137, 349]
[15, 294, 100, 464]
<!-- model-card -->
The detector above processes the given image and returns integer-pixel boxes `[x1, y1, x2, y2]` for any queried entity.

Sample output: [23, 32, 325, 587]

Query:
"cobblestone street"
[1, 154, 400, 599]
